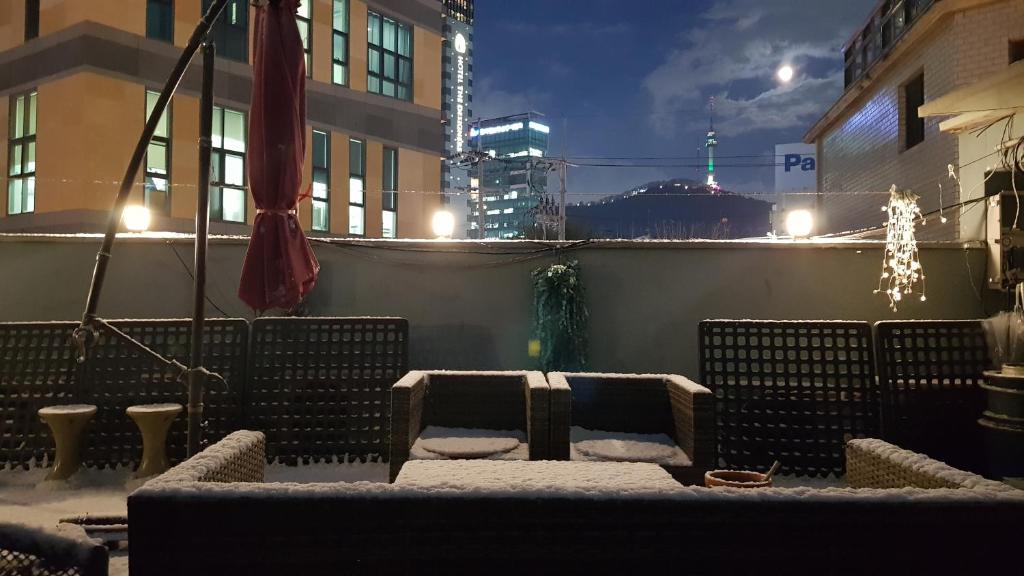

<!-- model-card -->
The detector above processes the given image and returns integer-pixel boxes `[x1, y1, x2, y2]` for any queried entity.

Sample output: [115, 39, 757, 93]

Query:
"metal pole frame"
[189, 42, 216, 456]
[72, 0, 231, 457]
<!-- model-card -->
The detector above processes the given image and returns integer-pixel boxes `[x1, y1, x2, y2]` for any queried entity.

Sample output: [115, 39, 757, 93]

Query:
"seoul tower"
[705, 97, 718, 188]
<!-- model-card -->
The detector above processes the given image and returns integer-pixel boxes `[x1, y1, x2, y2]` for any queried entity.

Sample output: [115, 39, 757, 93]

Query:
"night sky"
[472, 0, 877, 200]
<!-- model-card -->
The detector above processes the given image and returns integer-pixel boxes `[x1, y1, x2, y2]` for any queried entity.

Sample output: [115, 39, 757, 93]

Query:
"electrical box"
[986, 171, 1024, 289]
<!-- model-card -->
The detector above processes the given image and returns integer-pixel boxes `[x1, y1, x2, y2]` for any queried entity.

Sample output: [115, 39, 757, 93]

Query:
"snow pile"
[410, 427, 529, 461]
[570, 427, 692, 466]
[395, 460, 683, 496]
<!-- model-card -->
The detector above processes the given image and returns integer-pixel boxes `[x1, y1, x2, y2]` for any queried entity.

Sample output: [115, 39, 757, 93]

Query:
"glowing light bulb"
[122, 205, 151, 232]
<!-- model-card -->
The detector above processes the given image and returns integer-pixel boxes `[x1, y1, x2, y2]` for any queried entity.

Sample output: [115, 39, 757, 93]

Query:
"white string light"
[874, 185, 927, 311]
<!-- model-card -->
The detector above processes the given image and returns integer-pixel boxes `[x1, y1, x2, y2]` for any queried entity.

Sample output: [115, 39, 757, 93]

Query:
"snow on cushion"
[571, 427, 692, 466]
[412, 426, 527, 460]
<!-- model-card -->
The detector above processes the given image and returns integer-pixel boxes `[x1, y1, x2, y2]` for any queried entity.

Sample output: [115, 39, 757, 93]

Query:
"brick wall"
[817, 0, 1024, 239]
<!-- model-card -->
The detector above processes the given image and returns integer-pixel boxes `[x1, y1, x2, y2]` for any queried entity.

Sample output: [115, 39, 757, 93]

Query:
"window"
[147, 0, 174, 43]
[902, 73, 925, 150]
[7, 91, 36, 215]
[204, 0, 248, 62]
[1011, 39, 1024, 65]
[348, 139, 365, 235]
[367, 11, 412, 101]
[296, 1, 311, 76]
[382, 147, 398, 238]
[25, 0, 39, 41]
[210, 106, 247, 222]
[312, 130, 330, 232]
[145, 91, 172, 215]
[332, 0, 349, 85]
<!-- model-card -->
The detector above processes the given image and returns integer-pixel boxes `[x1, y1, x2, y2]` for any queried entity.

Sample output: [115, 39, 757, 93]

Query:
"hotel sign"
[454, 31, 468, 154]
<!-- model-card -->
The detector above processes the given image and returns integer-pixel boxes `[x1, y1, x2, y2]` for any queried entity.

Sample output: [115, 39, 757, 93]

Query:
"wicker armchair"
[389, 371, 549, 482]
[548, 372, 714, 484]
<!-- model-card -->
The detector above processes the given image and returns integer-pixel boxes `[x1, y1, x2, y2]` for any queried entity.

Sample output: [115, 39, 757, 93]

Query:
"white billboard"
[774, 143, 817, 194]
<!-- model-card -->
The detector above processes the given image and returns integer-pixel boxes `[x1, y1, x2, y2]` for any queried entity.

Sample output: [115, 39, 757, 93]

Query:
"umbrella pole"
[188, 42, 216, 457]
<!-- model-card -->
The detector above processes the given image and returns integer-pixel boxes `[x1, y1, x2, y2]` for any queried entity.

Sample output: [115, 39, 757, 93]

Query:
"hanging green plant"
[532, 260, 589, 372]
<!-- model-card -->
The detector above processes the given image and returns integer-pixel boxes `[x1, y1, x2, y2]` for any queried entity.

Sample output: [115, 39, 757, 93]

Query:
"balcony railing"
[844, 0, 937, 89]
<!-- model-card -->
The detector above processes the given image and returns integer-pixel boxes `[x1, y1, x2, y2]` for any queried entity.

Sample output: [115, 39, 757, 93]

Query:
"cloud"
[472, 77, 550, 120]
[644, 0, 875, 137]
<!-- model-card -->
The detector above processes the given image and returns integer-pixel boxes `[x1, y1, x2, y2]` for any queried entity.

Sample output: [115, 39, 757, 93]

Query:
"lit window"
[383, 147, 398, 238]
[367, 11, 413, 101]
[349, 138, 365, 235]
[144, 90, 172, 215]
[7, 90, 37, 215]
[211, 106, 247, 222]
[332, 0, 349, 85]
[296, 1, 312, 76]
[312, 130, 330, 232]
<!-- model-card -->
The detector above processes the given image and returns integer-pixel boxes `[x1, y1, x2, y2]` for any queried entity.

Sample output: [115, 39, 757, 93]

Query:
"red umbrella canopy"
[239, 0, 320, 312]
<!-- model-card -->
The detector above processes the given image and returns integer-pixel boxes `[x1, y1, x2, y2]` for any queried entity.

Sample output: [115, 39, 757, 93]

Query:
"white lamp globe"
[785, 209, 814, 238]
[432, 210, 455, 239]
[122, 205, 151, 232]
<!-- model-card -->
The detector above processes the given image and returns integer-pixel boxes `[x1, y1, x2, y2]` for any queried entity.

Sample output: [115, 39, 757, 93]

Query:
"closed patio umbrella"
[239, 0, 319, 312]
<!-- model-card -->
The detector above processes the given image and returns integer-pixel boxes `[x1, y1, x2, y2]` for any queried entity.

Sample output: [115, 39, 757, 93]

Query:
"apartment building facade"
[805, 0, 1024, 240]
[0, 0, 444, 238]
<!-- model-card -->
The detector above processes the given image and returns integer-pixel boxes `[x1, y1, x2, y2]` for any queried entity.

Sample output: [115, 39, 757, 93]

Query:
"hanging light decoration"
[874, 185, 927, 311]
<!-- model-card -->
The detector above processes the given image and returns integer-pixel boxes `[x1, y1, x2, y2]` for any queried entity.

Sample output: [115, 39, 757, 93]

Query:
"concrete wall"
[0, 236, 991, 381]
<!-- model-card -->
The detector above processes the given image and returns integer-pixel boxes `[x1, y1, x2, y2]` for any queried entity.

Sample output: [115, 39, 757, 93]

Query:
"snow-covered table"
[394, 459, 682, 494]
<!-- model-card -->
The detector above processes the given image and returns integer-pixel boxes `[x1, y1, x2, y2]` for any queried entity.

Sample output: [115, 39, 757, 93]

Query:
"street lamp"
[122, 205, 151, 232]
[777, 65, 795, 83]
[785, 209, 814, 238]
[432, 210, 455, 239]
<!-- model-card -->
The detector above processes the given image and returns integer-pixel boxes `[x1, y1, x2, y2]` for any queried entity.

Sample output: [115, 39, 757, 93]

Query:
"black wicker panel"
[699, 320, 878, 477]
[247, 318, 409, 464]
[79, 319, 248, 469]
[874, 320, 990, 474]
[0, 322, 80, 469]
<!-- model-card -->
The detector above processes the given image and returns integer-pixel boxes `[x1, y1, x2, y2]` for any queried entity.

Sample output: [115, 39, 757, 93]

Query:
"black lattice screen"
[699, 320, 878, 477]
[0, 320, 247, 470]
[79, 319, 248, 468]
[874, 320, 990, 474]
[0, 322, 80, 469]
[246, 317, 409, 464]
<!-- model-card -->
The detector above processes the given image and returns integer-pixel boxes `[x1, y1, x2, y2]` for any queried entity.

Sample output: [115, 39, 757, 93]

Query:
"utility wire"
[167, 241, 230, 317]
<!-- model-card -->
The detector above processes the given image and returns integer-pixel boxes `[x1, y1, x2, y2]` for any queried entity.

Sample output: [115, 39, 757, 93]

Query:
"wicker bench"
[0, 522, 108, 576]
[130, 431, 1022, 575]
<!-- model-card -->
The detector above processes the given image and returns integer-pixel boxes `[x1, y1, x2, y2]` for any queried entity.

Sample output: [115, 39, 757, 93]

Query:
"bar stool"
[38, 404, 97, 481]
[126, 403, 183, 478]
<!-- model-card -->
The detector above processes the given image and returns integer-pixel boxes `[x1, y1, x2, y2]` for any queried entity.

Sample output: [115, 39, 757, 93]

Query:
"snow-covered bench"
[548, 372, 714, 484]
[129, 432, 1022, 575]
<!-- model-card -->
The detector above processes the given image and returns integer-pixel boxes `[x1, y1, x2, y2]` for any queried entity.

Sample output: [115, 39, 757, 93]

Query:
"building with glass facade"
[466, 112, 550, 239]
[0, 0, 444, 238]
[441, 0, 473, 237]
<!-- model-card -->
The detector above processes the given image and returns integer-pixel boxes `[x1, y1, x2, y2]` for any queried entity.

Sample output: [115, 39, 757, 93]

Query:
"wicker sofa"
[388, 371, 549, 481]
[548, 372, 714, 484]
[130, 432, 1022, 575]
[0, 522, 108, 576]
